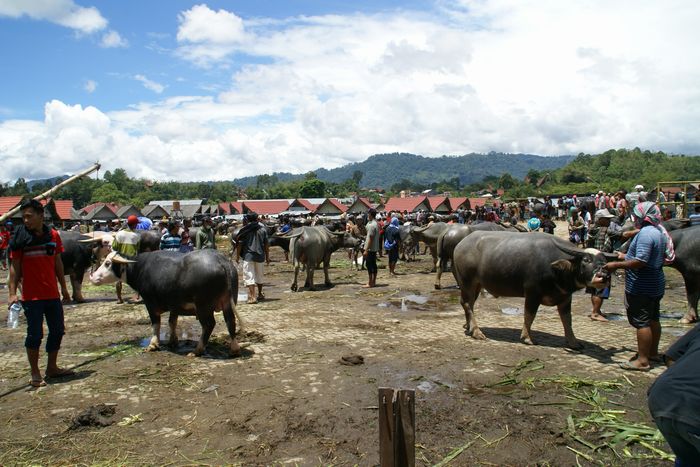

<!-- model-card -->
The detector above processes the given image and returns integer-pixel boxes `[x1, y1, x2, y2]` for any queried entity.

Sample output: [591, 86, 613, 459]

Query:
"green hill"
[234, 152, 574, 188]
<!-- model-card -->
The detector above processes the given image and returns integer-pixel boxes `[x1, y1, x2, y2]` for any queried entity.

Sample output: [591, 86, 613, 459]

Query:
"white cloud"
[134, 75, 165, 94]
[100, 29, 128, 48]
[175, 4, 247, 66]
[0, 0, 107, 33]
[84, 79, 97, 93]
[2, 1, 700, 183]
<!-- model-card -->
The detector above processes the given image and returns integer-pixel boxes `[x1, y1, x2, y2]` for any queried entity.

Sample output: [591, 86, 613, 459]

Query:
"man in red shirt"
[0, 222, 10, 271]
[8, 199, 72, 388]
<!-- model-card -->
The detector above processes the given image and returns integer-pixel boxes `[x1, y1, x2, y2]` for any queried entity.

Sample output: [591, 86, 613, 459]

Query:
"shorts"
[625, 292, 661, 329]
[23, 299, 65, 352]
[387, 247, 399, 264]
[366, 251, 378, 274]
[242, 260, 264, 286]
[585, 285, 610, 299]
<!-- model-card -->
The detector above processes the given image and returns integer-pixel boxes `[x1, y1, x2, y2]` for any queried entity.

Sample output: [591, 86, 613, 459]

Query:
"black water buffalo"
[89, 249, 241, 357]
[452, 231, 611, 349]
[288, 226, 361, 291]
[399, 224, 416, 262]
[59, 231, 112, 302]
[434, 222, 509, 289]
[669, 225, 700, 324]
[410, 222, 449, 272]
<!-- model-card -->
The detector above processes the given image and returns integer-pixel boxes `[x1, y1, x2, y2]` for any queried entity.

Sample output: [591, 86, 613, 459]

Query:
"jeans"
[654, 416, 700, 467]
[23, 299, 65, 352]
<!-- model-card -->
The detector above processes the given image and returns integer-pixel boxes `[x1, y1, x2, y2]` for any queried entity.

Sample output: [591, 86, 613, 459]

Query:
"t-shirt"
[689, 213, 700, 226]
[112, 228, 140, 257]
[0, 231, 9, 249]
[196, 227, 215, 249]
[240, 224, 268, 262]
[160, 233, 182, 251]
[625, 225, 665, 297]
[10, 228, 63, 301]
[647, 323, 700, 427]
[365, 220, 380, 252]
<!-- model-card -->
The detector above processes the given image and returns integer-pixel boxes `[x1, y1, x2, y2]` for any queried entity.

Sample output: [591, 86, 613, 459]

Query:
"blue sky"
[1, 0, 699, 182]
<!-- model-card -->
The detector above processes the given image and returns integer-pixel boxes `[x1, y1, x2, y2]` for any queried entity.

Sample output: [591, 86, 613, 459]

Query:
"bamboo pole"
[0, 162, 101, 223]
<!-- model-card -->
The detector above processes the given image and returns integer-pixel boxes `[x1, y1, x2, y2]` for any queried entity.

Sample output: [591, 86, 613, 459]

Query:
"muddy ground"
[0, 223, 691, 466]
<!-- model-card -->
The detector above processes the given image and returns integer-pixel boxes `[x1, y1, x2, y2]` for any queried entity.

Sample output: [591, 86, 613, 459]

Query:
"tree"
[299, 178, 326, 198]
[352, 170, 364, 186]
[90, 183, 129, 204]
[10, 178, 29, 196]
[498, 173, 516, 189]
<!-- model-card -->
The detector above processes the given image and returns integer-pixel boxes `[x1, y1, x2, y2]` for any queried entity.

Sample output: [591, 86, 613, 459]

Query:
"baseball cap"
[594, 209, 615, 220]
[127, 215, 139, 226]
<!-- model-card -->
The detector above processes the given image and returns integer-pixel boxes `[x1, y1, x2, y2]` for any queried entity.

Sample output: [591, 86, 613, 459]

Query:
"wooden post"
[379, 387, 415, 467]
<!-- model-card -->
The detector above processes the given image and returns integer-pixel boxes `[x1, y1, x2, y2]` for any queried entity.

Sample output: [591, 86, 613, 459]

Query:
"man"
[647, 323, 700, 465]
[111, 215, 141, 304]
[159, 221, 182, 251]
[8, 199, 73, 388]
[627, 184, 647, 211]
[604, 202, 668, 371]
[586, 210, 616, 321]
[236, 212, 269, 304]
[363, 208, 380, 288]
[689, 205, 700, 226]
[196, 216, 216, 249]
[0, 222, 11, 271]
[384, 217, 401, 276]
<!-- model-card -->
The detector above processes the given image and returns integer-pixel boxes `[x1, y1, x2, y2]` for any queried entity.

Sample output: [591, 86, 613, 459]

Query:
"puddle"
[605, 314, 626, 321]
[403, 294, 429, 305]
[138, 326, 200, 347]
[501, 307, 522, 316]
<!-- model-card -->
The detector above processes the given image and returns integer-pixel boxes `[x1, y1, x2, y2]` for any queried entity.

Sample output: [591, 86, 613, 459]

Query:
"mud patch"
[69, 404, 116, 430]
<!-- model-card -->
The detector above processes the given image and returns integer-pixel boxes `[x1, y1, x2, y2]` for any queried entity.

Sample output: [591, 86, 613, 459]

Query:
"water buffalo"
[288, 226, 361, 291]
[434, 222, 509, 290]
[410, 222, 449, 272]
[452, 231, 611, 349]
[669, 225, 700, 324]
[399, 224, 416, 262]
[89, 249, 241, 357]
[59, 231, 112, 302]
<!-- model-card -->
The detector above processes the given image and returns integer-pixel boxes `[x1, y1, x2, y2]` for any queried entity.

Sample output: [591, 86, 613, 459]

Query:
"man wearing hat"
[235, 212, 269, 304]
[196, 216, 216, 250]
[112, 215, 141, 304]
[627, 185, 647, 212]
[586, 209, 616, 321]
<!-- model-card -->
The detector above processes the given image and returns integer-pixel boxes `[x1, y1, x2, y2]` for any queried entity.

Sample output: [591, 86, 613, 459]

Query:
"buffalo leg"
[429, 246, 438, 272]
[435, 257, 445, 290]
[556, 298, 581, 349]
[323, 256, 332, 287]
[460, 283, 485, 340]
[222, 302, 241, 357]
[520, 296, 541, 345]
[146, 308, 162, 351]
[167, 313, 179, 348]
[70, 272, 86, 303]
[291, 265, 299, 292]
[192, 311, 216, 357]
[306, 265, 316, 291]
[680, 274, 699, 324]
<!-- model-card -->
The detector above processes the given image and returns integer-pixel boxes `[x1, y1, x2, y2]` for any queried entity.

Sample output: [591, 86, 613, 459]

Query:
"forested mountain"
[232, 152, 574, 188]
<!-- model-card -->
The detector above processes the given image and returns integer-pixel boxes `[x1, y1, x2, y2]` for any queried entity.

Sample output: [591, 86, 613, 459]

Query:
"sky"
[1, 0, 699, 183]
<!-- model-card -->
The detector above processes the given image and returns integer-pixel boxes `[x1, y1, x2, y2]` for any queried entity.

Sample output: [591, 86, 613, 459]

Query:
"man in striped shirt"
[112, 215, 141, 303]
[160, 221, 182, 252]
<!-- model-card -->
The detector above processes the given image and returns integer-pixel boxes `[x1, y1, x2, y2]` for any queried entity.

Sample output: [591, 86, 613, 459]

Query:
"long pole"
[0, 162, 101, 223]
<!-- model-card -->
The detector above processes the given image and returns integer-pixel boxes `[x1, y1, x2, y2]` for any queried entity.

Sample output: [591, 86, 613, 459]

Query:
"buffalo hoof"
[146, 343, 160, 352]
[188, 345, 205, 357]
[434, 284, 441, 290]
[230, 340, 241, 357]
[167, 338, 179, 349]
[521, 336, 535, 345]
[291, 284, 298, 292]
[471, 328, 487, 340]
[72, 296, 86, 304]
[566, 340, 583, 351]
[324, 282, 332, 288]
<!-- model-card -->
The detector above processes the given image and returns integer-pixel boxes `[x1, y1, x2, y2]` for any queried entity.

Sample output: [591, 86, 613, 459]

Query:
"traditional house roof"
[142, 204, 170, 220]
[83, 203, 117, 221]
[241, 199, 291, 215]
[40, 198, 77, 221]
[295, 199, 319, 212]
[315, 198, 347, 215]
[218, 202, 232, 214]
[80, 202, 120, 215]
[230, 202, 245, 214]
[346, 197, 373, 214]
[115, 205, 143, 218]
[427, 196, 451, 213]
[449, 197, 470, 210]
[0, 196, 25, 219]
[383, 196, 430, 213]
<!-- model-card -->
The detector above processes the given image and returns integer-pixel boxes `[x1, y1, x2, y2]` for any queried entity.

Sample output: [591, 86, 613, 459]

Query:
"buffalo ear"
[551, 259, 573, 273]
[602, 252, 619, 262]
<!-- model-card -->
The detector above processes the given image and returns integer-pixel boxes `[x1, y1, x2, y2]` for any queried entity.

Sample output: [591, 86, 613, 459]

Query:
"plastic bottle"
[7, 302, 21, 329]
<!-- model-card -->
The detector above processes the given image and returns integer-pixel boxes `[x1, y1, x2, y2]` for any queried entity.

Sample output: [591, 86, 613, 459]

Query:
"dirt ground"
[0, 222, 690, 466]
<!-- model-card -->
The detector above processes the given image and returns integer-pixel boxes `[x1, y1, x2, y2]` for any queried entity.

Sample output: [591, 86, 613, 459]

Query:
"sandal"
[30, 378, 47, 388]
[257, 293, 265, 301]
[629, 353, 664, 363]
[246, 298, 258, 305]
[619, 361, 651, 372]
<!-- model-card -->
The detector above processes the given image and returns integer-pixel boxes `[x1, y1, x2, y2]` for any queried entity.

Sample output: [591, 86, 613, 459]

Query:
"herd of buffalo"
[56, 216, 700, 356]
